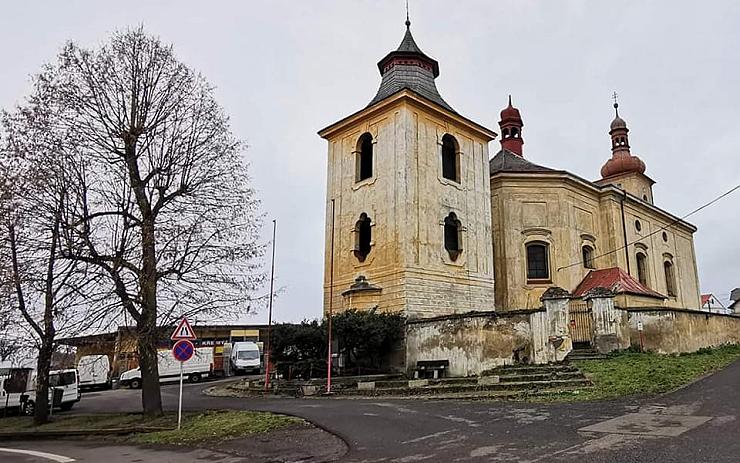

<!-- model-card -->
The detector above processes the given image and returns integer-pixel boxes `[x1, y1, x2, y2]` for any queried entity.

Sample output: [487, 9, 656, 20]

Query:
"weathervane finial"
[405, 0, 411, 28]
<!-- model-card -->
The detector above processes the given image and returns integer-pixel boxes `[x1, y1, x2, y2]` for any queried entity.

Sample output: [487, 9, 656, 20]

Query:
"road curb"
[0, 426, 173, 440]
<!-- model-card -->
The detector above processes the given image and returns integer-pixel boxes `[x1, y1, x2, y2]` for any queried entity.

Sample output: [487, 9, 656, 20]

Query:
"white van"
[230, 342, 261, 375]
[77, 355, 111, 390]
[1, 368, 81, 415]
[0, 367, 34, 414]
[24, 369, 81, 415]
[119, 347, 213, 388]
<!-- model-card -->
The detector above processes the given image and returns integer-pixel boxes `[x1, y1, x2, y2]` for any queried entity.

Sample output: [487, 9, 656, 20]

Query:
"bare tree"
[34, 28, 264, 416]
[0, 96, 112, 424]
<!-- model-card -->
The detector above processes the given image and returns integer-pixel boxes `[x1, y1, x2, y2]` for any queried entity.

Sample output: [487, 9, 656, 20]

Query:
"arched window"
[353, 213, 372, 262]
[664, 260, 677, 297]
[526, 242, 550, 281]
[441, 134, 459, 182]
[636, 252, 648, 286]
[356, 133, 373, 182]
[582, 245, 595, 269]
[444, 212, 462, 261]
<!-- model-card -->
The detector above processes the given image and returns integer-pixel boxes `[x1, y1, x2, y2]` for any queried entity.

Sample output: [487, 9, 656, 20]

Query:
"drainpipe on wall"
[620, 190, 631, 275]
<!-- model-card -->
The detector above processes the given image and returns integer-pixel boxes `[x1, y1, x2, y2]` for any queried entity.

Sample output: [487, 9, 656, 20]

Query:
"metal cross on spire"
[612, 91, 619, 115]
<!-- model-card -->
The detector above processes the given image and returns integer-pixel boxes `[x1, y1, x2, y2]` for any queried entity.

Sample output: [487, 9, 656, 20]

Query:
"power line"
[557, 181, 740, 272]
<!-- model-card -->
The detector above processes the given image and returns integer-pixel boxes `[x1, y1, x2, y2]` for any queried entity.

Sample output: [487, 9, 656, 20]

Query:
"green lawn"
[540, 344, 740, 402]
[132, 410, 302, 445]
[0, 410, 301, 445]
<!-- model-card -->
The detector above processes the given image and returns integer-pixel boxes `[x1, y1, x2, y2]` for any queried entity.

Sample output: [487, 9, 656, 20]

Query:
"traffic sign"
[172, 340, 194, 362]
[171, 318, 197, 341]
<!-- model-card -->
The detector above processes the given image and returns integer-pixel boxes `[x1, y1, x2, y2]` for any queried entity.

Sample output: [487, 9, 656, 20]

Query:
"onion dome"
[500, 95, 523, 125]
[600, 101, 647, 178]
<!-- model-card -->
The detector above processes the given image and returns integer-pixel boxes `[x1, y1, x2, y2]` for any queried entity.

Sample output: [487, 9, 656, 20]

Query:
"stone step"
[498, 371, 585, 383]
[484, 364, 579, 376]
[567, 353, 608, 361]
[341, 378, 592, 396]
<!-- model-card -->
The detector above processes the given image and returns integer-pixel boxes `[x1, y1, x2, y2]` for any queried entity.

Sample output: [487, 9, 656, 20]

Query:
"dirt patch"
[209, 423, 347, 462]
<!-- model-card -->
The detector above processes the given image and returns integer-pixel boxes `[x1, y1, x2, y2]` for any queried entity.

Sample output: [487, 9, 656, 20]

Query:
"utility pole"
[326, 199, 335, 394]
[264, 219, 277, 392]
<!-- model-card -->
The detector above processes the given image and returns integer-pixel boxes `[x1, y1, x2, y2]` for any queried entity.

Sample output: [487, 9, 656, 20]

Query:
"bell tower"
[596, 96, 655, 204]
[319, 20, 497, 319]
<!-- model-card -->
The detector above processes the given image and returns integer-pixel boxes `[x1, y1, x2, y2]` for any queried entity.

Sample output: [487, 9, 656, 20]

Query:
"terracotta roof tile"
[573, 267, 666, 299]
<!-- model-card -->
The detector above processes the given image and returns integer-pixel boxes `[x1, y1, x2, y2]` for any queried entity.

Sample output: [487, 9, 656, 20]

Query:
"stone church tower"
[319, 21, 497, 319]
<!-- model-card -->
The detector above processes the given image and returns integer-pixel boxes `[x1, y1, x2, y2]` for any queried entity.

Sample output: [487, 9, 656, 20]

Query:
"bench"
[414, 360, 449, 379]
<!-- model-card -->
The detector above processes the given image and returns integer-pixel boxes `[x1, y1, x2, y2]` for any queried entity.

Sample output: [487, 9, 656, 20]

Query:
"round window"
[662, 231, 668, 242]
[635, 220, 642, 232]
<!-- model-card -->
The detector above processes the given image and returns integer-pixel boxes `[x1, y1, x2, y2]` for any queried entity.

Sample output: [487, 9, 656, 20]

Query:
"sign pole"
[264, 219, 277, 392]
[178, 361, 184, 430]
[171, 320, 196, 431]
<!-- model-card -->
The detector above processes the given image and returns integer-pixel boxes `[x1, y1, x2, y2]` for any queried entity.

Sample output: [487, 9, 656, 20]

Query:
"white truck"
[230, 341, 261, 375]
[119, 347, 213, 388]
[77, 354, 111, 390]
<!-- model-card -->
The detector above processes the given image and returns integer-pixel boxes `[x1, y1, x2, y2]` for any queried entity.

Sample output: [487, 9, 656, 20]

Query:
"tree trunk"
[138, 219, 162, 417]
[33, 339, 53, 425]
[137, 319, 162, 416]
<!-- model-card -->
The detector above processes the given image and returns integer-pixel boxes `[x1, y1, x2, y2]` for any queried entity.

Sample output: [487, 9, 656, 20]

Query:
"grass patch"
[0, 410, 302, 445]
[536, 344, 740, 402]
[0, 413, 174, 433]
[132, 410, 302, 445]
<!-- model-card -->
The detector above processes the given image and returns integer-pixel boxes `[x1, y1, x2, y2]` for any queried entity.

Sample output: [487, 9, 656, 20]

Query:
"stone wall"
[625, 308, 740, 354]
[405, 310, 541, 377]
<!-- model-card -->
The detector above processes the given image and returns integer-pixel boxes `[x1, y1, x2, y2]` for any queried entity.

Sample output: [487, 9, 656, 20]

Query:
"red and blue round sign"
[172, 339, 194, 362]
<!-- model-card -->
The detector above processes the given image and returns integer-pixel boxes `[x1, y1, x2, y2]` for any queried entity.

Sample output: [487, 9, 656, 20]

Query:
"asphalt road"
[4, 361, 740, 462]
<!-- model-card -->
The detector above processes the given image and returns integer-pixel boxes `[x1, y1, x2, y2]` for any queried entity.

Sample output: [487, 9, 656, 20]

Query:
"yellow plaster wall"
[323, 97, 495, 319]
[491, 175, 701, 310]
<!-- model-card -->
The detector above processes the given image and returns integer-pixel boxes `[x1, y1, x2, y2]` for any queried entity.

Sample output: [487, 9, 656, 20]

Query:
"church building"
[319, 20, 702, 321]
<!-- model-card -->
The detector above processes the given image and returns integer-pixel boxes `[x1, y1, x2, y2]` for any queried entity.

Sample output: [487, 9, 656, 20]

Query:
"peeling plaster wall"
[627, 309, 740, 354]
[405, 311, 538, 377]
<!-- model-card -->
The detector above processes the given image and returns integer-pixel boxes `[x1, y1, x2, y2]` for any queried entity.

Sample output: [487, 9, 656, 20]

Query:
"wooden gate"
[569, 300, 594, 344]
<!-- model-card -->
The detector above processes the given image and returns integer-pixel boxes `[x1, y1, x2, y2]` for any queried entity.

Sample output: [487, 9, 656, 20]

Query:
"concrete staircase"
[227, 364, 593, 399]
[566, 347, 608, 361]
[336, 364, 592, 399]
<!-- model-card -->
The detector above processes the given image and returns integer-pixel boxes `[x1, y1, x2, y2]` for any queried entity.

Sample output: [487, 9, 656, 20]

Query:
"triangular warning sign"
[171, 318, 197, 341]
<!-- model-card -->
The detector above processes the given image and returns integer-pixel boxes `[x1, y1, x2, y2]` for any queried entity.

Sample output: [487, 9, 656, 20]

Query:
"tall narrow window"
[441, 134, 459, 182]
[356, 133, 373, 182]
[582, 245, 595, 269]
[443, 212, 462, 261]
[354, 213, 372, 262]
[526, 242, 550, 281]
[664, 261, 677, 297]
[636, 252, 648, 286]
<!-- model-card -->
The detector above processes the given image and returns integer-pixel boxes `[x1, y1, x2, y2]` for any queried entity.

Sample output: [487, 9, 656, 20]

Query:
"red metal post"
[326, 199, 335, 394]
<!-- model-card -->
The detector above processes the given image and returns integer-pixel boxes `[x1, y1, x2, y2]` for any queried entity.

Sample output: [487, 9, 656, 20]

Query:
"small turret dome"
[500, 95, 522, 124]
[600, 154, 646, 178]
[610, 116, 627, 131]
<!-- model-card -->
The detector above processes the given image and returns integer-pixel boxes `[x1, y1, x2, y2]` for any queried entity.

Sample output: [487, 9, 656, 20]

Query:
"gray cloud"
[1, 0, 738, 319]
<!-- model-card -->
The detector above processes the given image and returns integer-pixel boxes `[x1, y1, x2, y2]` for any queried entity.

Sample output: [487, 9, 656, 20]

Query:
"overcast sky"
[1, 1, 738, 322]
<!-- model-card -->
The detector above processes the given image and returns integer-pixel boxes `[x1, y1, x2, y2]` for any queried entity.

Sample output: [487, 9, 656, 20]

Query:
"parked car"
[230, 341, 261, 375]
[119, 347, 214, 388]
[77, 354, 111, 390]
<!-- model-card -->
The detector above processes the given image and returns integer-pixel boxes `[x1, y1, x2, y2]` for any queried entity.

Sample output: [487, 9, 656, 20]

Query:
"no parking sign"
[172, 340, 194, 362]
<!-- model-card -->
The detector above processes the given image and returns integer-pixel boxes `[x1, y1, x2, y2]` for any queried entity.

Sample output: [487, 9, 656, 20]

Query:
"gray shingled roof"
[368, 64, 454, 112]
[368, 26, 453, 112]
[489, 149, 554, 174]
